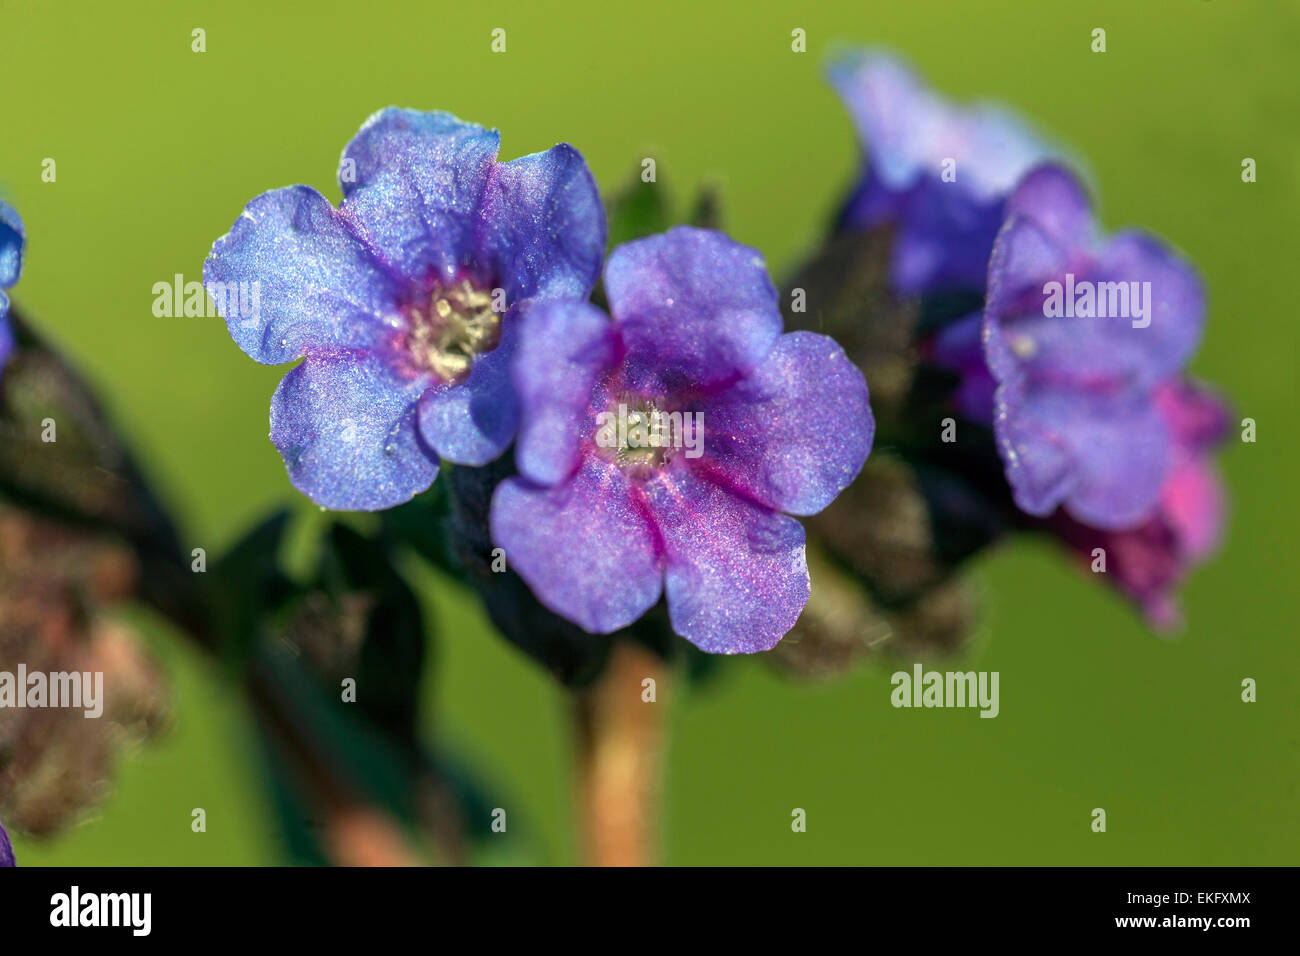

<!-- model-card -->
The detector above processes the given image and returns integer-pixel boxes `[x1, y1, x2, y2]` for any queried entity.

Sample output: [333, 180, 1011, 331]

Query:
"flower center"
[405, 279, 502, 384]
[620, 401, 673, 469]
[594, 396, 704, 475]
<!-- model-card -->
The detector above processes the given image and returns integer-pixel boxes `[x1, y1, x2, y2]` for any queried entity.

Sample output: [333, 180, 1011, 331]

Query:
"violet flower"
[204, 110, 605, 510]
[490, 227, 873, 653]
[828, 51, 1228, 628]
[828, 50, 1058, 296]
[929, 164, 1227, 626]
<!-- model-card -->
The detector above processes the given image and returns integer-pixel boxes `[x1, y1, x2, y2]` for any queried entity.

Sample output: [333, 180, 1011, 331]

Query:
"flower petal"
[986, 164, 1201, 392]
[890, 184, 1006, 294]
[339, 109, 501, 285]
[416, 319, 520, 466]
[1162, 457, 1224, 561]
[983, 216, 1074, 338]
[1093, 230, 1205, 381]
[205, 185, 401, 365]
[490, 458, 663, 634]
[478, 143, 606, 303]
[0, 815, 14, 866]
[0, 201, 25, 288]
[270, 350, 437, 510]
[1156, 378, 1231, 459]
[604, 227, 782, 393]
[512, 300, 619, 486]
[995, 381, 1169, 528]
[983, 165, 1094, 325]
[646, 465, 809, 653]
[700, 331, 873, 516]
[828, 52, 1058, 227]
[827, 51, 944, 192]
[987, 230, 1204, 394]
[1002, 163, 1095, 249]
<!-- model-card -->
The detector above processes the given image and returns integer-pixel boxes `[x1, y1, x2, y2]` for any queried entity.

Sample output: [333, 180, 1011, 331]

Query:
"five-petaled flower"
[490, 227, 874, 653]
[204, 109, 606, 510]
[828, 50, 1059, 296]
[0, 200, 25, 371]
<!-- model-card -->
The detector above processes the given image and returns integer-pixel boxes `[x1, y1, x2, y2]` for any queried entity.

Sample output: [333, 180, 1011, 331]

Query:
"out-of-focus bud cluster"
[0, 316, 175, 839]
[774, 228, 1009, 676]
[0, 505, 168, 835]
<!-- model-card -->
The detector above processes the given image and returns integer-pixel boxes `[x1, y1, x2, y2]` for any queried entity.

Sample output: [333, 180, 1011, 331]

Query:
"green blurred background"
[1, 0, 1295, 865]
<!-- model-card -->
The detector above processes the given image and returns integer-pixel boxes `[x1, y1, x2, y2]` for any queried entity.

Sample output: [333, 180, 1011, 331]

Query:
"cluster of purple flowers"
[204, 110, 872, 653]
[831, 51, 1228, 627]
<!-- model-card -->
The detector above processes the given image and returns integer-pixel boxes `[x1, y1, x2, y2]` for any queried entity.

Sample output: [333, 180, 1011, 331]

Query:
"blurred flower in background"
[979, 164, 1208, 529]
[779, 51, 1229, 661]
[827, 50, 1060, 296]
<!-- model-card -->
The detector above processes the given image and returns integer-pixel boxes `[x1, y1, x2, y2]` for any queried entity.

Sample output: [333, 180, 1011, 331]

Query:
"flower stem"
[571, 641, 666, 867]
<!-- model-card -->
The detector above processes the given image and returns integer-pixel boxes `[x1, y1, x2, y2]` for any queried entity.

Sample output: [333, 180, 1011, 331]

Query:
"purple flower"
[828, 50, 1058, 295]
[0, 815, 14, 866]
[0, 200, 25, 370]
[489, 227, 873, 653]
[204, 110, 606, 510]
[984, 164, 1206, 529]
[1047, 379, 1229, 628]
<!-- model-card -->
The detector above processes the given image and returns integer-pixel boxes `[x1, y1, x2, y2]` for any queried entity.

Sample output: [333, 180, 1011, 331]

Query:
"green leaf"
[688, 182, 724, 230]
[379, 477, 462, 579]
[605, 159, 672, 251]
[315, 523, 428, 746]
[210, 509, 296, 666]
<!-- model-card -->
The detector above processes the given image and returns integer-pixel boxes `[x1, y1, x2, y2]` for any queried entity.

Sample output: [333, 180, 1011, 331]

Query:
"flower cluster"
[206, 112, 874, 652]
[204, 63, 1229, 647]
[830, 52, 1228, 627]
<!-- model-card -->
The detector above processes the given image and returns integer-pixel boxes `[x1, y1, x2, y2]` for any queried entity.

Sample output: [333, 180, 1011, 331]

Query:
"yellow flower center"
[405, 280, 502, 384]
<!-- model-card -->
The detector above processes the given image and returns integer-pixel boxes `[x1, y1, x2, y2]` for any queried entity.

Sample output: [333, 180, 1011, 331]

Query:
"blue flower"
[828, 50, 1059, 296]
[490, 227, 874, 653]
[0, 200, 26, 370]
[204, 110, 606, 510]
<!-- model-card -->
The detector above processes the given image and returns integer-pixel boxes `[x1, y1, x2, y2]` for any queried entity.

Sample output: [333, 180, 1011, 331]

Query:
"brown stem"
[571, 641, 666, 867]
